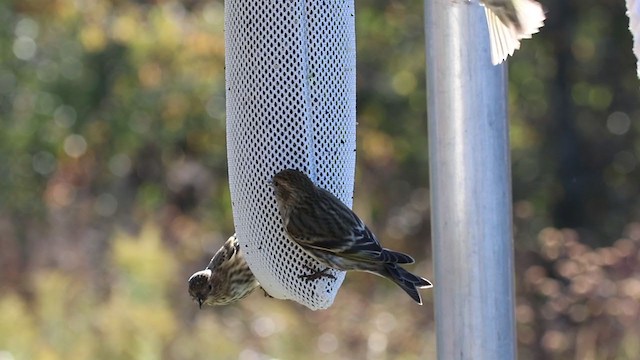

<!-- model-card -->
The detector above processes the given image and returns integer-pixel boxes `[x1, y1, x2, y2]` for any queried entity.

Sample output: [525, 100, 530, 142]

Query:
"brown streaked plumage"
[271, 169, 433, 305]
[188, 234, 260, 307]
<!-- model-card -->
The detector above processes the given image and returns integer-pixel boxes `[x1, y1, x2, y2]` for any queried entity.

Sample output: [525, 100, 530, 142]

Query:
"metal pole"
[424, 1, 516, 359]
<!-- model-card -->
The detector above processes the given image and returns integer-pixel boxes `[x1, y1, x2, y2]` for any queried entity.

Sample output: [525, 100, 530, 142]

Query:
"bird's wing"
[484, 7, 520, 65]
[336, 223, 415, 264]
[206, 235, 238, 270]
[627, 0, 640, 78]
[482, 0, 545, 65]
[286, 189, 412, 264]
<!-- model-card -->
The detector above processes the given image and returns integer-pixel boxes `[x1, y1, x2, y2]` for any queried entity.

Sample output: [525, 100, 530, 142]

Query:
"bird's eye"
[208, 284, 213, 291]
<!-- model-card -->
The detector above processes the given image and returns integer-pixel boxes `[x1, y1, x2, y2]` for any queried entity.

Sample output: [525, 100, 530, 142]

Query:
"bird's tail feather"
[383, 264, 433, 305]
[382, 248, 415, 264]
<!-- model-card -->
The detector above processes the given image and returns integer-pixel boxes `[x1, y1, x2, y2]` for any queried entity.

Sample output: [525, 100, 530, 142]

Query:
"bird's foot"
[298, 264, 336, 281]
[261, 287, 274, 298]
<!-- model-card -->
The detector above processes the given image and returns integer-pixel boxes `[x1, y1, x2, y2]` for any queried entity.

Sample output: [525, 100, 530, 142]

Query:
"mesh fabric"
[225, 0, 356, 310]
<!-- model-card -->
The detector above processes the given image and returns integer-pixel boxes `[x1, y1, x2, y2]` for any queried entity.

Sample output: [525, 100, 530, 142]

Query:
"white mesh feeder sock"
[225, 0, 356, 310]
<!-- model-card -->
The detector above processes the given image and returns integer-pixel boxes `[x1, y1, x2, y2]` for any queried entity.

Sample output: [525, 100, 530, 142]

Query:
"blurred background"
[0, 0, 639, 359]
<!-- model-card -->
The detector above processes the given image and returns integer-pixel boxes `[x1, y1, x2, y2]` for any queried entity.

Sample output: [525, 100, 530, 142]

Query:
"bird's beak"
[198, 298, 204, 309]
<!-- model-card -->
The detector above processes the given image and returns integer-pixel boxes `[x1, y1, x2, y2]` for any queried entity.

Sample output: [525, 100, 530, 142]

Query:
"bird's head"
[188, 269, 213, 309]
[271, 169, 316, 206]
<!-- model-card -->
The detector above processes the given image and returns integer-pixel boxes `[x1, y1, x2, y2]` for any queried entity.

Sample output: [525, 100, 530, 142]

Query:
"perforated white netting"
[225, 0, 356, 310]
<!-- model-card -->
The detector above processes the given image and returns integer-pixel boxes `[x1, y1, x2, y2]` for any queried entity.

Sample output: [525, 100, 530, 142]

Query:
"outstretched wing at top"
[482, 0, 545, 64]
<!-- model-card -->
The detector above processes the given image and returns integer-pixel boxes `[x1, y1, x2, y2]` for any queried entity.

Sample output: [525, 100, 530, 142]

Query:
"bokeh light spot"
[367, 331, 388, 354]
[612, 151, 636, 174]
[53, 105, 77, 128]
[14, 17, 39, 38]
[392, 70, 417, 96]
[63, 134, 87, 158]
[606, 111, 631, 135]
[109, 154, 132, 177]
[541, 330, 569, 353]
[374, 311, 397, 333]
[317, 332, 338, 353]
[32, 151, 57, 175]
[251, 316, 276, 338]
[516, 304, 534, 324]
[13, 37, 37, 60]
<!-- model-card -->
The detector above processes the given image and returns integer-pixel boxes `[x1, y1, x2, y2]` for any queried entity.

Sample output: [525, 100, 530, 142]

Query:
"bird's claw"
[261, 287, 274, 298]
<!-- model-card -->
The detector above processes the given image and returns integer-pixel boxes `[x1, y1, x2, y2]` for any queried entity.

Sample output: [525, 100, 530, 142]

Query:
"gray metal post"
[424, 0, 517, 359]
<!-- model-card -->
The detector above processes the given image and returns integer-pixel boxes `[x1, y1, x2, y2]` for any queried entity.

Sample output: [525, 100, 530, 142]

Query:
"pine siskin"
[481, 0, 545, 65]
[271, 169, 433, 305]
[188, 234, 260, 307]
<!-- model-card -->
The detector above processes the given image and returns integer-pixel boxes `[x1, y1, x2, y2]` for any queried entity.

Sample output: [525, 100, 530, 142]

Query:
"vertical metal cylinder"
[424, 0, 517, 358]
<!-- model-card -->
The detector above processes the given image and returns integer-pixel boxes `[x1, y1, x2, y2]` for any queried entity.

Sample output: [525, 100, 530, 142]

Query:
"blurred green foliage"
[0, 225, 436, 359]
[0, 0, 639, 358]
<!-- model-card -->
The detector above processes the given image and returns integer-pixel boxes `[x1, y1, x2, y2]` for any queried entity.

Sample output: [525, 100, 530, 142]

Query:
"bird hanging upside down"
[188, 234, 261, 308]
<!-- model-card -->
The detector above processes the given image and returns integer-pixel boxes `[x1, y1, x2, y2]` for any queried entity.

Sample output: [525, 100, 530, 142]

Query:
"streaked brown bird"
[188, 234, 260, 307]
[271, 169, 433, 305]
